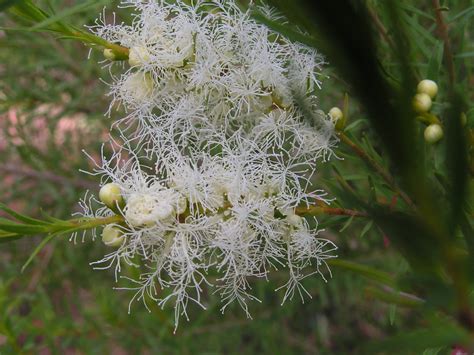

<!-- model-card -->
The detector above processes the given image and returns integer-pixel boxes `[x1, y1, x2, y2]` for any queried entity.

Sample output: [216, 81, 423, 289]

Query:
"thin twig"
[432, 0, 455, 88]
[367, 5, 396, 49]
[296, 205, 368, 217]
[338, 132, 416, 210]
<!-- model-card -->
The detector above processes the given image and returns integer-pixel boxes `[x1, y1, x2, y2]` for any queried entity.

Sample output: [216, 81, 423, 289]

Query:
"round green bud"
[99, 183, 124, 209]
[328, 107, 343, 123]
[101, 224, 124, 247]
[413, 93, 432, 113]
[424, 124, 443, 144]
[417, 79, 438, 99]
[103, 48, 116, 61]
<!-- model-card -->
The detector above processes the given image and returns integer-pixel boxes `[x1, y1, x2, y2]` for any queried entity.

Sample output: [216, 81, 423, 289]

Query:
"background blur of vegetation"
[0, 0, 473, 353]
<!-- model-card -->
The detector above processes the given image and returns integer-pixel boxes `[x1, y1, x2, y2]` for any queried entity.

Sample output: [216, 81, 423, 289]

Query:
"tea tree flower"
[82, 0, 338, 329]
[125, 188, 186, 227]
[119, 71, 154, 108]
[128, 46, 151, 67]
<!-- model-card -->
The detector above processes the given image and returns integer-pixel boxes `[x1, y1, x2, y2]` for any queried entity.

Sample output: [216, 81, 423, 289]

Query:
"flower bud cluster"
[82, 0, 338, 328]
[412, 79, 444, 144]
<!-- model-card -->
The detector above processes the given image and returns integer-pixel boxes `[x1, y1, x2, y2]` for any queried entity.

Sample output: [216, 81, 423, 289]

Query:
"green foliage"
[0, 0, 473, 353]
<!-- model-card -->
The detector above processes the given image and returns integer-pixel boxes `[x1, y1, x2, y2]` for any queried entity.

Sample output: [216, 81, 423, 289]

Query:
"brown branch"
[432, 0, 455, 88]
[295, 205, 368, 217]
[367, 5, 396, 49]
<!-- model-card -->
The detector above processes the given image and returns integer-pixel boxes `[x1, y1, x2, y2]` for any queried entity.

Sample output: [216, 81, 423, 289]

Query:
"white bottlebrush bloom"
[81, 0, 339, 329]
[117, 71, 154, 110]
[128, 46, 151, 67]
[89, 0, 329, 149]
[125, 191, 174, 227]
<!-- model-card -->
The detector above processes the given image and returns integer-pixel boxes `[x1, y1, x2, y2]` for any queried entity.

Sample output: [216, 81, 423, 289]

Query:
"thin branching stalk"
[338, 132, 416, 210]
[432, 0, 456, 89]
[295, 205, 368, 217]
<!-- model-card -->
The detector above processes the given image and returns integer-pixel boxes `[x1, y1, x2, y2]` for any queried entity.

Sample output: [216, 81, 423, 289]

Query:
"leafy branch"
[3, 0, 129, 59]
[0, 202, 123, 270]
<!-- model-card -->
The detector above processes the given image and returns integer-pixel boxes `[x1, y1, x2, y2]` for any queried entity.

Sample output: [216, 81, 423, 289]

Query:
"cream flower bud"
[417, 79, 438, 99]
[99, 183, 124, 209]
[424, 124, 443, 144]
[129, 46, 151, 67]
[101, 224, 124, 247]
[413, 93, 432, 113]
[103, 48, 116, 61]
[328, 107, 343, 123]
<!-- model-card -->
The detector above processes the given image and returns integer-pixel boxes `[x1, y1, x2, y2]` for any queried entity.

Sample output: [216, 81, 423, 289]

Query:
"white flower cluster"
[81, 0, 338, 328]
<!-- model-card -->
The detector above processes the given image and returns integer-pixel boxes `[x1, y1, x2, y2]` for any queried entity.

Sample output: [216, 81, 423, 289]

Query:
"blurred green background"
[0, 0, 473, 353]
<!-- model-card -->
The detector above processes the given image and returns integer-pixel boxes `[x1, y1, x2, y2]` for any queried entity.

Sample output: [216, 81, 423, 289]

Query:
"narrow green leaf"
[0, 220, 48, 234]
[328, 259, 396, 288]
[365, 321, 468, 354]
[0, 230, 18, 237]
[454, 51, 474, 58]
[399, 3, 436, 21]
[459, 213, 474, 271]
[8, 0, 49, 24]
[365, 285, 423, 308]
[29, 0, 109, 31]
[0, 235, 23, 243]
[251, 10, 319, 48]
[426, 42, 444, 82]
[359, 220, 374, 238]
[339, 215, 354, 232]
[0, 202, 50, 225]
[422, 348, 443, 355]
[448, 6, 474, 23]
[367, 175, 377, 204]
[344, 118, 367, 132]
[21, 232, 58, 273]
[389, 304, 397, 325]
[0, 0, 22, 12]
